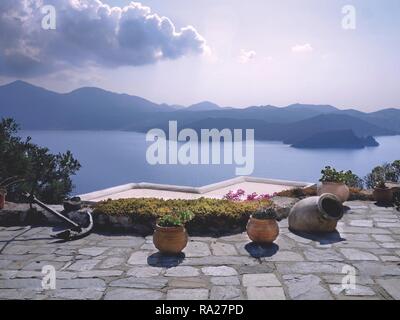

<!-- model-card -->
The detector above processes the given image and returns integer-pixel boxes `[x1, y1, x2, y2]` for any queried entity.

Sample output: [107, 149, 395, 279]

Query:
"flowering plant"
[223, 189, 272, 202]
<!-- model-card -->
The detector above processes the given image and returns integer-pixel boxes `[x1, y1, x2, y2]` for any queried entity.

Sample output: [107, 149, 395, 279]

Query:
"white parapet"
[79, 176, 316, 202]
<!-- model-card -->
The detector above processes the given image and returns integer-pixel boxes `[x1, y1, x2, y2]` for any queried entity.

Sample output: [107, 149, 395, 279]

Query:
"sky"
[0, 0, 399, 111]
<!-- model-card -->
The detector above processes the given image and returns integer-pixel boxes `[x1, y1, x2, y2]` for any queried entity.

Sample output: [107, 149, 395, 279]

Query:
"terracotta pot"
[246, 216, 279, 244]
[373, 188, 393, 204]
[153, 225, 188, 255]
[0, 189, 6, 210]
[289, 193, 344, 233]
[318, 182, 350, 203]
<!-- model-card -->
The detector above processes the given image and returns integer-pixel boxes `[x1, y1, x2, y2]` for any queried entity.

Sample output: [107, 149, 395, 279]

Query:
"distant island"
[292, 130, 379, 149]
[0, 80, 399, 149]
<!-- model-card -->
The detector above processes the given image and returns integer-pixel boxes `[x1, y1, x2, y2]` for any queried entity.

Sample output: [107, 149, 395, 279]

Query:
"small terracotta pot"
[246, 216, 279, 244]
[153, 225, 188, 255]
[373, 188, 393, 204]
[0, 189, 7, 210]
[318, 182, 350, 203]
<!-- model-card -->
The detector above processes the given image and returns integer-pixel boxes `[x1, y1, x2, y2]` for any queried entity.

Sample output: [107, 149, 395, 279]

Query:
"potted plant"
[246, 206, 279, 244]
[373, 181, 393, 204]
[318, 166, 350, 202]
[153, 210, 194, 255]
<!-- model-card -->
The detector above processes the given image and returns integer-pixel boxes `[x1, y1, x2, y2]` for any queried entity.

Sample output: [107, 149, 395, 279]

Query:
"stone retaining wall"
[0, 197, 297, 237]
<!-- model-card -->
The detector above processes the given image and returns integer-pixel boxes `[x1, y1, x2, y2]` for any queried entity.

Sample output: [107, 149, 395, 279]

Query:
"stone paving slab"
[0, 201, 399, 300]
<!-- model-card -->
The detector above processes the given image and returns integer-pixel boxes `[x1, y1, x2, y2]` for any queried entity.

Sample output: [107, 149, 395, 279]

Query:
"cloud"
[0, 0, 208, 77]
[291, 43, 314, 53]
[239, 49, 256, 64]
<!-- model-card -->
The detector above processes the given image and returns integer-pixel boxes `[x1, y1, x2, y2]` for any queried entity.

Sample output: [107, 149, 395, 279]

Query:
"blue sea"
[21, 131, 400, 195]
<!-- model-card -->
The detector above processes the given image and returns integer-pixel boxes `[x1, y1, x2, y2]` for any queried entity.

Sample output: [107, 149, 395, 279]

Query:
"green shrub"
[275, 187, 317, 198]
[93, 197, 271, 235]
[276, 186, 373, 201]
[364, 161, 400, 189]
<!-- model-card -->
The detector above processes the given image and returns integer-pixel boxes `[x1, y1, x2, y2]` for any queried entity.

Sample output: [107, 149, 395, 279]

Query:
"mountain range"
[1, 81, 399, 148]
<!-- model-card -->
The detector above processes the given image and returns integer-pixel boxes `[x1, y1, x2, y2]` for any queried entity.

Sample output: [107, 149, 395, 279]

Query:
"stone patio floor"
[0, 201, 400, 300]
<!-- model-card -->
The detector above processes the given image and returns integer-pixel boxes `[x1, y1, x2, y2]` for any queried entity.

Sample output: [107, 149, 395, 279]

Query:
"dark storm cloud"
[0, 0, 208, 76]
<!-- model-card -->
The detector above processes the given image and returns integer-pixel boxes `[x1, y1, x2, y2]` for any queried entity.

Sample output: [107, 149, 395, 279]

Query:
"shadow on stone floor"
[343, 206, 351, 213]
[0, 227, 55, 253]
[290, 229, 345, 245]
[245, 242, 279, 258]
[374, 202, 395, 208]
[147, 252, 185, 268]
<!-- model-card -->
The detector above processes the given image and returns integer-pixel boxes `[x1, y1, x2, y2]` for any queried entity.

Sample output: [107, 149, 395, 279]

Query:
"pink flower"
[224, 190, 273, 202]
[247, 192, 258, 201]
[257, 194, 271, 200]
[223, 191, 235, 201]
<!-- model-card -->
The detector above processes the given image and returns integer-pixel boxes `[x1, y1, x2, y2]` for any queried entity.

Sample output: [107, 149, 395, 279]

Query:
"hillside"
[173, 115, 394, 144]
[187, 101, 222, 111]
[0, 81, 175, 130]
[0, 81, 399, 149]
[280, 114, 395, 144]
[292, 130, 379, 149]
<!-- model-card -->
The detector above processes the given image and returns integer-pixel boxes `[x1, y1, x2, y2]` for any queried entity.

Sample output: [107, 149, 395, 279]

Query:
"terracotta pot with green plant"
[373, 181, 393, 204]
[246, 206, 279, 244]
[318, 166, 351, 203]
[153, 210, 194, 255]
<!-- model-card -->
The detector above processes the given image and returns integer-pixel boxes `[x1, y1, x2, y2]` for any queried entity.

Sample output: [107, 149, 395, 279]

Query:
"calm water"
[21, 131, 400, 195]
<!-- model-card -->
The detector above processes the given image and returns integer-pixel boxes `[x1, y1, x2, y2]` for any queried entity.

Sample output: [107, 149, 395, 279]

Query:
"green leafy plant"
[320, 166, 362, 187]
[158, 210, 194, 227]
[252, 206, 277, 220]
[343, 171, 364, 189]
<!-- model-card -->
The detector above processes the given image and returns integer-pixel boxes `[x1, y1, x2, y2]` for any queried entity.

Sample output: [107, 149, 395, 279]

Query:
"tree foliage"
[364, 161, 400, 189]
[0, 118, 81, 203]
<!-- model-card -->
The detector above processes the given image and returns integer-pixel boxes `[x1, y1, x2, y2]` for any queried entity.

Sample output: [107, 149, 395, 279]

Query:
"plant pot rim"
[156, 224, 185, 231]
[249, 216, 277, 223]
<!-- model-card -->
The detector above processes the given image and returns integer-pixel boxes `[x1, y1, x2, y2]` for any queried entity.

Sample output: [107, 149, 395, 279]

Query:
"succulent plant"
[252, 206, 277, 220]
[158, 210, 194, 227]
